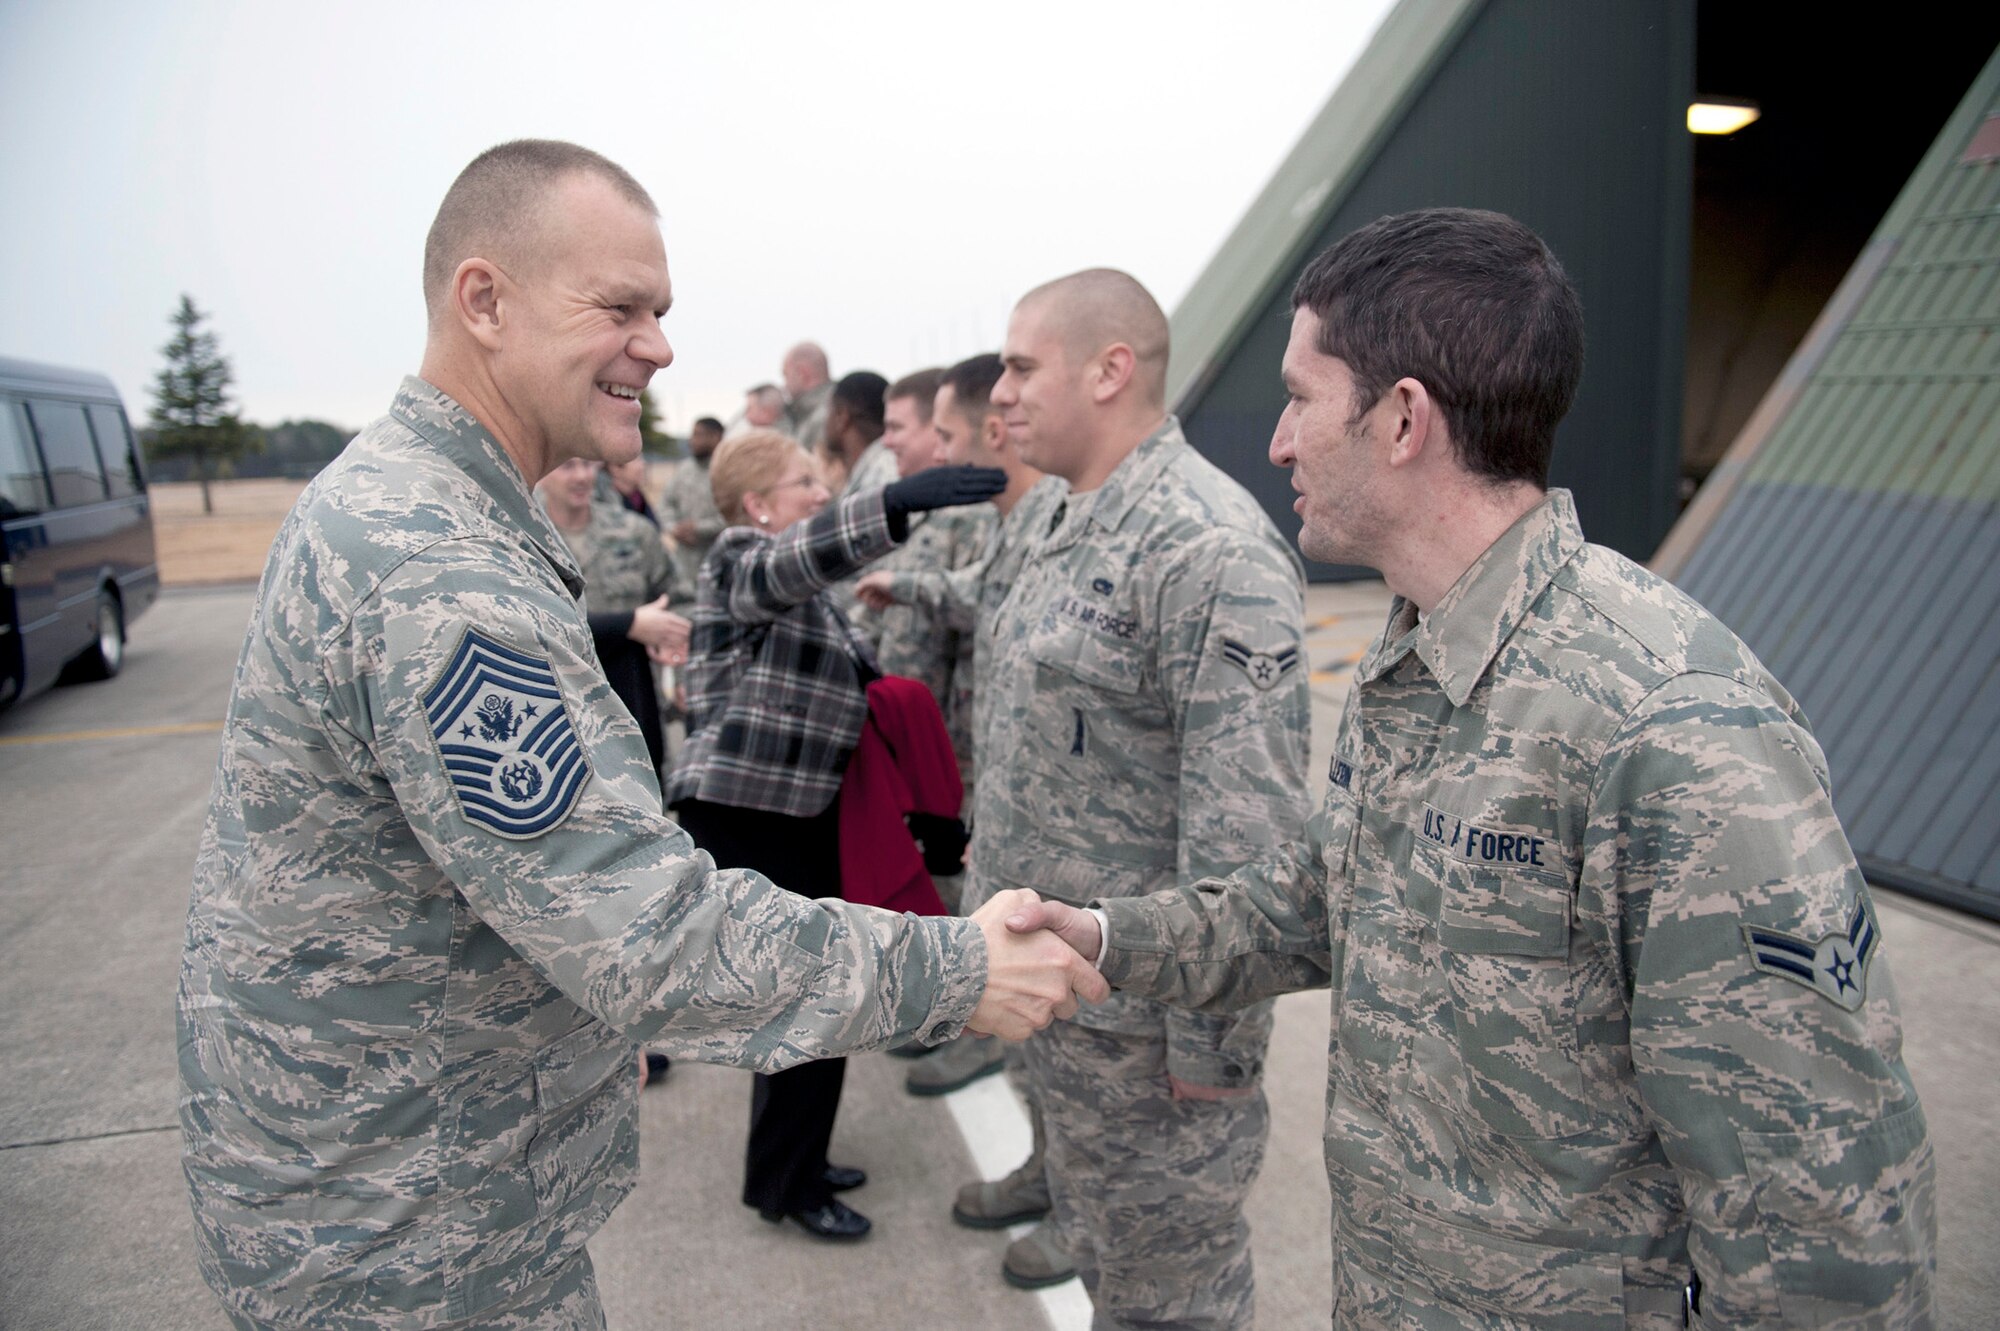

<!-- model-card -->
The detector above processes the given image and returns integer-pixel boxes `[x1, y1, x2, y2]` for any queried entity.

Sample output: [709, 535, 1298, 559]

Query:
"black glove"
[906, 812, 970, 877]
[881, 466, 1007, 517]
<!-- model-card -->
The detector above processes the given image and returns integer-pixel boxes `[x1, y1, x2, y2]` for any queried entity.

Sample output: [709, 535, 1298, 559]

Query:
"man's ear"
[981, 410, 1006, 456]
[1089, 343, 1137, 404]
[1384, 377, 1435, 470]
[454, 258, 505, 352]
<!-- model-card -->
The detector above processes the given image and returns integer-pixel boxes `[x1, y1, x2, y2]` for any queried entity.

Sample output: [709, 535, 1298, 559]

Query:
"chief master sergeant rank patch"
[424, 627, 591, 838]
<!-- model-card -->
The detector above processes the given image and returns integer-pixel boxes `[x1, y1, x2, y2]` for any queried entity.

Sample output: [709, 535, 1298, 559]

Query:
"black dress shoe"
[821, 1164, 866, 1192]
[758, 1199, 872, 1240]
[643, 1052, 671, 1086]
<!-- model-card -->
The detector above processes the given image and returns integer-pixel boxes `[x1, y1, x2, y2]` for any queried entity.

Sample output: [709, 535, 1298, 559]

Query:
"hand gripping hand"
[1001, 895, 1103, 964]
[1004, 901, 1246, 1099]
[881, 465, 1007, 517]
[966, 889, 1110, 1040]
[854, 570, 900, 611]
[627, 598, 690, 665]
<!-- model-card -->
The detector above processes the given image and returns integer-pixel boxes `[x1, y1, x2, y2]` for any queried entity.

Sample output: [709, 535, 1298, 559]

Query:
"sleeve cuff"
[909, 914, 986, 1045]
[1087, 897, 1158, 987]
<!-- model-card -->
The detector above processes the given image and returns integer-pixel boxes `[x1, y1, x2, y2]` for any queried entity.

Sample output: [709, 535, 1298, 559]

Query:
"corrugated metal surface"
[1670, 47, 2000, 919]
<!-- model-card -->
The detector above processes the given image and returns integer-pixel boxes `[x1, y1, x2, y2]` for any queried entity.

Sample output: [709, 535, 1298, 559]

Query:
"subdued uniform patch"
[424, 628, 589, 838]
[1745, 894, 1879, 1012]
[1219, 636, 1299, 692]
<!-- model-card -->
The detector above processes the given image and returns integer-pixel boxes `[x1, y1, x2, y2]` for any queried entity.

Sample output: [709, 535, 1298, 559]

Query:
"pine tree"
[638, 388, 681, 458]
[147, 294, 258, 514]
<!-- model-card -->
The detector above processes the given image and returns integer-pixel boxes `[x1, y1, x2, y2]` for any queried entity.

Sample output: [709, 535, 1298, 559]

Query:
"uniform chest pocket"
[1028, 598, 1145, 695]
[1416, 848, 1591, 1138]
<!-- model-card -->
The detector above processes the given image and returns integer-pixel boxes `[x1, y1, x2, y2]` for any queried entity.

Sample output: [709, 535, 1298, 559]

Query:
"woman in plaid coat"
[666, 427, 1002, 1241]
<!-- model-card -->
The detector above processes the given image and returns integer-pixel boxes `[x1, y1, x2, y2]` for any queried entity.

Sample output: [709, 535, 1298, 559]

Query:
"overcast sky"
[0, 1, 1393, 434]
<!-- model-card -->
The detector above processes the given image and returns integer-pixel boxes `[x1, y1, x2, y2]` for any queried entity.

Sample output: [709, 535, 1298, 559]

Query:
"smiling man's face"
[494, 172, 674, 470]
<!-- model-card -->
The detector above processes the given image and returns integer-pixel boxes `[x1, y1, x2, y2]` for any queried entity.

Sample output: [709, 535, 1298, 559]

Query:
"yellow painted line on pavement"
[0, 720, 223, 748]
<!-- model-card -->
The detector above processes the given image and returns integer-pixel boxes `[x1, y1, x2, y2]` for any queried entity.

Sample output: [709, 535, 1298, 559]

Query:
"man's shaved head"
[423, 139, 657, 324]
[782, 342, 831, 394]
[1015, 268, 1170, 408]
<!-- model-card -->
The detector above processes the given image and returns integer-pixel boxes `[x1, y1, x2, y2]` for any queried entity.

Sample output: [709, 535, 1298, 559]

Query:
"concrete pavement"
[1, 582, 1994, 1328]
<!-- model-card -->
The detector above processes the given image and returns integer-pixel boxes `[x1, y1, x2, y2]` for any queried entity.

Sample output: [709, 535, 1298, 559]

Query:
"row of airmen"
[177, 137, 1936, 1329]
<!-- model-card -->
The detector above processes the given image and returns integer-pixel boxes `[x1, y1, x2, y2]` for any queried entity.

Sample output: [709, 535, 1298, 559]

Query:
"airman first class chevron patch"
[1221, 637, 1299, 692]
[1743, 895, 1879, 1012]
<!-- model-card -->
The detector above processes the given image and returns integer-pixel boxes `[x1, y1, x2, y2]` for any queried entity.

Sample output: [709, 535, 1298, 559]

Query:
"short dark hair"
[423, 139, 655, 321]
[887, 368, 945, 423]
[831, 371, 889, 432]
[693, 416, 725, 435]
[1291, 208, 1583, 487]
[940, 353, 1004, 420]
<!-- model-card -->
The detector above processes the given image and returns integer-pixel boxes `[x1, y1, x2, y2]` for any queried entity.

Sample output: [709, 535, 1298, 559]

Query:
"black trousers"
[672, 795, 847, 1214]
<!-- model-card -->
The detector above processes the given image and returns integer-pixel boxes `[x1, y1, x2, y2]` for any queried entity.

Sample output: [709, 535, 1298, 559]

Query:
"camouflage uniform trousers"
[219, 1251, 605, 1331]
[1023, 1014, 1269, 1330]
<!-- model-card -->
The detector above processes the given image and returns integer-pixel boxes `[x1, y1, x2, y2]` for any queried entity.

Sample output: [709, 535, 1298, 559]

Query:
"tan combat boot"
[952, 1152, 1052, 1228]
[1002, 1219, 1076, 1290]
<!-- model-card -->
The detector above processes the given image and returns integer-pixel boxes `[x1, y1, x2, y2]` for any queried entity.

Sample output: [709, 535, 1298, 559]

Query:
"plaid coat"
[666, 488, 896, 817]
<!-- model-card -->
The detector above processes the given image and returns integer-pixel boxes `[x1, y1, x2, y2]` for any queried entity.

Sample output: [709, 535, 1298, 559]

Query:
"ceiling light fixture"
[1688, 98, 1761, 136]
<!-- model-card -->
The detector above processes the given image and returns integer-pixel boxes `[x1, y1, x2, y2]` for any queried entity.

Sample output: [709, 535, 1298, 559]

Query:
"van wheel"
[72, 591, 125, 681]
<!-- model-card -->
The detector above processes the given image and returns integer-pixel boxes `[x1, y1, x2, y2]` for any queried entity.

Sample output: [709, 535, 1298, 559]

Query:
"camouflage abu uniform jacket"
[976, 419, 1309, 1088]
[788, 380, 833, 452]
[852, 502, 996, 786]
[655, 451, 724, 589]
[550, 498, 683, 623]
[176, 379, 985, 1330]
[879, 474, 1068, 776]
[842, 438, 899, 497]
[1095, 490, 1935, 1328]
[824, 440, 902, 618]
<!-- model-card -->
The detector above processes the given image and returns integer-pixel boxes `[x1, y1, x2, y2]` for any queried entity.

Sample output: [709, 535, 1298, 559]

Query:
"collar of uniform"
[1423, 489, 1584, 705]
[1041, 416, 1183, 554]
[389, 377, 586, 600]
[1356, 489, 1583, 706]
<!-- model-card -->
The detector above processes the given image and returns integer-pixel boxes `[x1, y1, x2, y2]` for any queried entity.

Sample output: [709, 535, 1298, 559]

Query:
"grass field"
[150, 462, 681, 585]
[152, 478, 308, 585]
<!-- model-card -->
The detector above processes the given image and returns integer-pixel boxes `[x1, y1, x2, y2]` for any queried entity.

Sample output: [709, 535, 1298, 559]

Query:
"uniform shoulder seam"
[1546, 567, 1679, 679]
[1585, 668, 1783, 810]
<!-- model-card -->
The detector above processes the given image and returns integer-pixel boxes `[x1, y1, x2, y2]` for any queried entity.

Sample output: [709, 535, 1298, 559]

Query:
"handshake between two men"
[961, 890, 1109, 1040]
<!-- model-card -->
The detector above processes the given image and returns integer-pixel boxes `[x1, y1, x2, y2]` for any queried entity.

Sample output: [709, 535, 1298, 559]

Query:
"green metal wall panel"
[1675, 48, 2000, 918]
[1173, 0, 1694, 579]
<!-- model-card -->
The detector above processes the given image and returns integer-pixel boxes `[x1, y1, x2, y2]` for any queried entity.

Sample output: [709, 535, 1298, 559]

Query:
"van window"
[0, 398, 50, 516]
[26, 399, 107, 507]
[87, 403, 144, 498]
